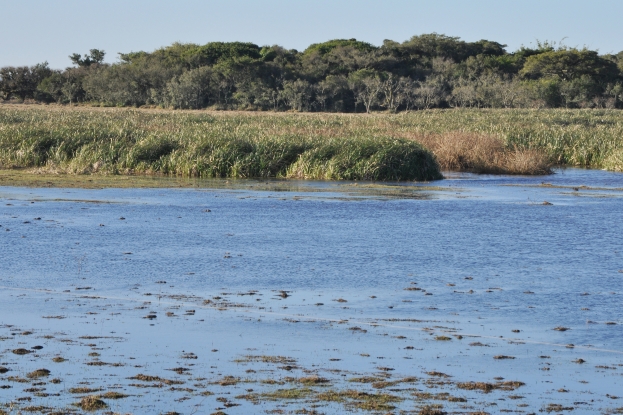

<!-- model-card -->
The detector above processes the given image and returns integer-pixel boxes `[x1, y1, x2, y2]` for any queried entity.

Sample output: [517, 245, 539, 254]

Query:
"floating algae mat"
[1, 168, 623, 414]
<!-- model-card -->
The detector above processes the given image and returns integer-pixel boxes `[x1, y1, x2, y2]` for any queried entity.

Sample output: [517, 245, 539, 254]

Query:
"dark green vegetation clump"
[0, 107, 442, 181]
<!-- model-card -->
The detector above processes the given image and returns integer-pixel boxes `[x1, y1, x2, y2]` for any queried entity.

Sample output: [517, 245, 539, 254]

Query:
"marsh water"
[1, 168, 622, 414]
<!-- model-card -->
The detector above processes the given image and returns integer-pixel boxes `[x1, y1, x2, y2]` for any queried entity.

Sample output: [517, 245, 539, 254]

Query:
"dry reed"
[412, 132, 552, 175]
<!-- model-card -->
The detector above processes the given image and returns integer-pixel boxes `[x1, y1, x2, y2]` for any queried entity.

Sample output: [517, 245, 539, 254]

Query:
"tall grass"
[1, 106, 622, 181]
[0, 106, 442, 181]
[413, 132, 552, 175]
[382, 108, 623, 170]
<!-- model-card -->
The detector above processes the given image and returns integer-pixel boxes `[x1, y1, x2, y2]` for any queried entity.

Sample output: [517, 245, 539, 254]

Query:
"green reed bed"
[1, 106, 622, 182]
[0, 106, 441, 181]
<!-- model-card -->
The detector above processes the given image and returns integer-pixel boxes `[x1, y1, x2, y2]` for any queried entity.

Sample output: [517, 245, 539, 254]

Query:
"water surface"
[1, 168, 622, 414]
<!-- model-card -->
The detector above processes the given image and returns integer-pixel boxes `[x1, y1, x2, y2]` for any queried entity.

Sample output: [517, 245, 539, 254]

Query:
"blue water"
[1, 168, 622, 414]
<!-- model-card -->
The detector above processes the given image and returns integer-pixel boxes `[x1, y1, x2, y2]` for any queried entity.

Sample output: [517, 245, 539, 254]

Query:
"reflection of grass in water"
[0, 169, 447, 200]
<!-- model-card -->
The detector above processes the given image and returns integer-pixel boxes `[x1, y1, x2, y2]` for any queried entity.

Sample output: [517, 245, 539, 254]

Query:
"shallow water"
[1, 168, 623, 414]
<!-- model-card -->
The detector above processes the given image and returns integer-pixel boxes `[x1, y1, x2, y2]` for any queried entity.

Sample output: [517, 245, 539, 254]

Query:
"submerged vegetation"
[1, 105, 622, 181]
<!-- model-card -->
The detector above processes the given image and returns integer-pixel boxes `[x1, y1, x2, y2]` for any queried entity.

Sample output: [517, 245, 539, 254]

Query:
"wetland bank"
[3, 105, 623, 182]
[1, 105, 623, 414]
[1, 167, 623, 414]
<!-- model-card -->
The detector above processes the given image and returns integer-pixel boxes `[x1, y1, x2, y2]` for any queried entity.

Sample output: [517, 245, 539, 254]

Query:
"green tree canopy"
[69, 49, 106, 67]
[399, 34, 506, 62]
[304, 39, 377, 56]
[520, 49, 619, 82]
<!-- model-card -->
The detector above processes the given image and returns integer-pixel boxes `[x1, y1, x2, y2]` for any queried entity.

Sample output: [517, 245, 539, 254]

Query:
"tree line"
[2, 34, 623, 111]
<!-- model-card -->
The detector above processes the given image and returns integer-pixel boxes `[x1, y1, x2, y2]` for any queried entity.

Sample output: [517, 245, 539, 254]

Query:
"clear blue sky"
[2, 0, 623, 69]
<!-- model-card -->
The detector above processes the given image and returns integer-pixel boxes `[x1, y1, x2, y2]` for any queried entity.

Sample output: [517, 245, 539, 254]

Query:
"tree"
[449, 79, 477, 108]
[558, 75, 597, 108]
[69, 49, 106, 67]
[348, 69, 383, 113]
[606, 83, 623, 108]
[161, 66, 213, 109]
[0, 62, 52, 100]
[1, 35, 620, 110]
[303, 39, 377, 56]
[281, 79, 312, 111]
[315, 75, 348, 111]
[37, 72, 65, 103]
[379, 73, 404, 112]
[520, 48, 619, 83]
[414, 77, 444, 109]
[394, 77, 418, 111]
[400, 33, 506, 62]
[82, 57, 175, 106]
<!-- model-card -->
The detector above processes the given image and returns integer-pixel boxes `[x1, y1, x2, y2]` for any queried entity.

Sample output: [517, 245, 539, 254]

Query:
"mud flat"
[1, 168, 623, 414]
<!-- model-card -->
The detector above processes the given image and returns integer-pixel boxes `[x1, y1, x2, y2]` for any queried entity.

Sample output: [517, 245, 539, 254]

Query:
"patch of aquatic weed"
[99, 391, 129, 399]
[26, 369, 51, 379]
[348, 376, 385, 383]
[457, 380, 525, 392]
[75, 395, 107, 411]
[411, 132, 552, 175]
[297, 376, 331, 385]
[417, 405, 447, 415]
[414, 391, 468, 404]
[316, 389, 403, 411]
[16, 406, 53, 413]
[69, 387, 102, 394]
[212, 376, 244, 386]
[127, 374, 184, 385]
[544, 403, 575, 412]
[237, 387, 315, 403]
[234, 355, 297, 364]
[371, 377, 417, 389]
[239, 387, 402, 411]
